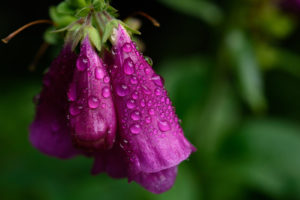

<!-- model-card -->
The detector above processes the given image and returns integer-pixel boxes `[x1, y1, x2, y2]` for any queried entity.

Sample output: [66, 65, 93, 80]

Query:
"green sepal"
[102, 19, 119, 44]
[57, 2, 74, 15]
[85, 26, 102, 51]
[93, 0, 106, 11]
[50, 6, 77, 28]
[44, 27, 63, 45]
[71, 28, 84, 51]
[75, 7, 91, 17]
[120, 21, 141, 35]
[66, 0, 87, 9]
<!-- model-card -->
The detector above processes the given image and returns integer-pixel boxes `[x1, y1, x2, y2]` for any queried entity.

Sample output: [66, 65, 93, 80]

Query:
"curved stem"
[2, 19, 54, 44]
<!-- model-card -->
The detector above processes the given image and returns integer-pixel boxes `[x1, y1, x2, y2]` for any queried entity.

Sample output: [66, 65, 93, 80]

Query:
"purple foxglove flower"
[30, 44, 79, 159]
[92, 24, 195, 193]
[68, 37, 117, 151]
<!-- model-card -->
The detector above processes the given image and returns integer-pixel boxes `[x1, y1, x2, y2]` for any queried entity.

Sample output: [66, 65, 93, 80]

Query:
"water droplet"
[126, 99, 136, 109]
[101, 103, 106, 108]
[123, 58, 135, 75]
[116, 84, 130, 96]
[132, 91, 139, 99]
[103, 76, 110, 83]
[95, 68, 105, 80]
[145, 56, 153, 66]
[88, 96, 100, 109]
[151, 75, 164, 87]
[155, 88, 161, 96]
[68, 84, 76, 101]
[130, 123, 141, 134]
[77, 56, 89, 71]
[130, 76, 138, 84]
[139, 63, 145, 70]
[130, 110, 141, 121]
[144, 67, 151, 75]
[165, 98, 170, 105]
[149, 108, 155, 115]
[158, 120, 171, 132]
[145, 116, 151, 124]
[122, 43, 132, 52]
[142, 85, 151, 95]
[140, 99, 146, 107]
[102, 87, 111, 98]
[147, 100, 152, 107]
[161, 97, 165, 103]
[70, 103, 83, 116]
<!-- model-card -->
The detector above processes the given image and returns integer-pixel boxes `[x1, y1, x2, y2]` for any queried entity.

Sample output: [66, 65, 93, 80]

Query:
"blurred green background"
[1, 0, 300, 199]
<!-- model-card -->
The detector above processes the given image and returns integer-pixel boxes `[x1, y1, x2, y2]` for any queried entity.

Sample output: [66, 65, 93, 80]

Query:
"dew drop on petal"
[144, 67, 151, 75]
[148, 108, 155, 115]
[130, 110, 141, 121]
[142, 85, 151, 95]
[126, 99, 136, 109]
[145, 116, 151, 124]
[132, 91, 139, 100]
[102, 87, 111, 98]
[103, 76, 110, 83]
[123, 58, 135, 75]
[130, 76, 138, 84]
[140, 99, 146, 107]
[95, 68, 105, 80]
[155, 88, 161, 96]
[77, 56, 89, 71]
[116, 84, 130, 96]
[158, 120, 171, 132]
[88, 96, 100, 109]
[151, 75, 164, 87]
[130, 123, 141, 134]
[122, 43, 132, 53]
[70, 103, 83, 116]
[68, 84, 76, 101]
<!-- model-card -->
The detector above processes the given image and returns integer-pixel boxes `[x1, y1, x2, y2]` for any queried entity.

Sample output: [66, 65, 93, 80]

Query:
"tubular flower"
[30, 43, 79, 159]
[92, 24, 196, 193]
[28, 0, 195, 194]
[69, 36, 117, 151]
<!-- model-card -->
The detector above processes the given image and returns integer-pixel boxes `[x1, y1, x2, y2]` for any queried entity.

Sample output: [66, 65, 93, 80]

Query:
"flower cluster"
[30, 0, 195, 194]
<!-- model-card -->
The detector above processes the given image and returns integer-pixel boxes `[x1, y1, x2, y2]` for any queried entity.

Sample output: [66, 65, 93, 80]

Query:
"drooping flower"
[28, 0, 195, 194]
[92, 24, 196, 193]
[30, 43, 80, 159]
[68, 36, 117, 151]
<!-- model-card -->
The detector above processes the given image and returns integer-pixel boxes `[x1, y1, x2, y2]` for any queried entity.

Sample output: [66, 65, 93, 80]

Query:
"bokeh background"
[1, 0, 300, 199]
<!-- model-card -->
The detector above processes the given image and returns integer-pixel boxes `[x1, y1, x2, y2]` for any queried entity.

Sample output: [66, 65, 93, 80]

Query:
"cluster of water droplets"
[111, 42, 183, 143]
[68, 51, 113, 117]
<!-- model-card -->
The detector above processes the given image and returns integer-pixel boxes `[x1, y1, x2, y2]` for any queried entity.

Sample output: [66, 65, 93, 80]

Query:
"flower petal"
[30, 45, 79, 159]
[132, 166, 178, 194]
[109, 25, 195, 174]
[69, 37, 117, 151]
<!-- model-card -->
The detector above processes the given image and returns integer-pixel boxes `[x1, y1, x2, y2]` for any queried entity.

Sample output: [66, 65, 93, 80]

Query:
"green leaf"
[66, 0, 87, 8]
[120, 21, 141, 35]
[102, 19, 119, 44]
[86, 26, 101, 51]
[219, 119, 300, 198]
[157, 0, 223, 26]
[49, 6, 77, 28]
[57, 2, 74, 15]
[44, 28, 62, 45]
[225, 29, 267, 113]
[75, 7, 91, 17]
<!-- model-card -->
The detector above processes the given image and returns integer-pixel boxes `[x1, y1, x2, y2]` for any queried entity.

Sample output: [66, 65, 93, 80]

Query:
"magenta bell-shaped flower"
[30, 43, 80, 159]
[92, 24, 195, 193]
[68, 37, 117, 150]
